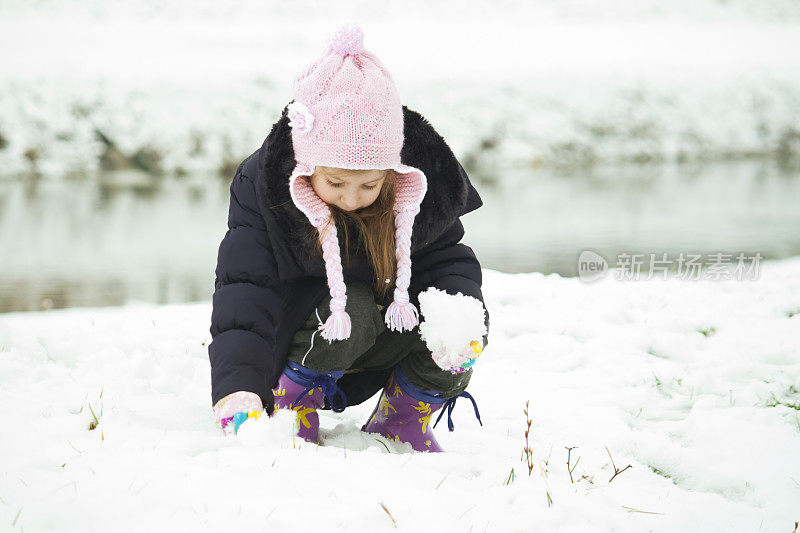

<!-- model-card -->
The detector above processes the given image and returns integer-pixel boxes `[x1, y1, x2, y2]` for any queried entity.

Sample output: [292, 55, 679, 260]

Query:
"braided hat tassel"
[316, 217, 352, 341]
[385, 206, 421, 332]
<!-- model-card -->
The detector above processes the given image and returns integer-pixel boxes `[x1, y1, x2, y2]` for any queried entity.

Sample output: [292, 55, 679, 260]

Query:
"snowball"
[417, 288, 487, 372]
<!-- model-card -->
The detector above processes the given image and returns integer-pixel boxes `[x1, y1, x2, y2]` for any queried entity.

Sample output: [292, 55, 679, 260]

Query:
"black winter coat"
[209, 104, 489, 413]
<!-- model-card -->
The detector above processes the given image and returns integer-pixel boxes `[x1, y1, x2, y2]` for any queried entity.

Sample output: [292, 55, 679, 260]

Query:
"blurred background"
[1, 0, 799, 313]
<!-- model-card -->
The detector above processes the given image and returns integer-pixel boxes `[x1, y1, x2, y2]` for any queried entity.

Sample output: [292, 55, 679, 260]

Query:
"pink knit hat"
[287, 24, 428, 343]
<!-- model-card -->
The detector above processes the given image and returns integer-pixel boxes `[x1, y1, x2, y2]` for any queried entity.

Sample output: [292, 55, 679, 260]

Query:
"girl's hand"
[417, 287, 488, 375]
[431, 339, 483, 374]
[213, 391, 264, 435]
[219, 410, 263, 435]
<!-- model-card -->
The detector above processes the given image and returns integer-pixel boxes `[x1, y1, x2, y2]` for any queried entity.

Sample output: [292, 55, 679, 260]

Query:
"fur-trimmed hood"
[250, 103, 483, 266]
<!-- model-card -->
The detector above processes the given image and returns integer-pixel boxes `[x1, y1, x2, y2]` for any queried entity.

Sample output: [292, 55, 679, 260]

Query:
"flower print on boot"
[273, 361, 347, 444]
[361, 364, 482, 452]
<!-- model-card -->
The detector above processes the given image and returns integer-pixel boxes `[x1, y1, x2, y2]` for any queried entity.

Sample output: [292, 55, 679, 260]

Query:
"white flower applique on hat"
[287, 102, 315, 134]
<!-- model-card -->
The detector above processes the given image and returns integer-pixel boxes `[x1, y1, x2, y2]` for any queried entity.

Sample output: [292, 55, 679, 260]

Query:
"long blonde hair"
[306, 169, 397, 299]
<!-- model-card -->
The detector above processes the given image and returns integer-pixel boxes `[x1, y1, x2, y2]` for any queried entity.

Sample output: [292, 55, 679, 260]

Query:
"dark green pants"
[287, 280, 472, 398]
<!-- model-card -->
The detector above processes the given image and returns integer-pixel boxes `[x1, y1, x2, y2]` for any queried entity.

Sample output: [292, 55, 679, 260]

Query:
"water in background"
[1, 160, 799, 313]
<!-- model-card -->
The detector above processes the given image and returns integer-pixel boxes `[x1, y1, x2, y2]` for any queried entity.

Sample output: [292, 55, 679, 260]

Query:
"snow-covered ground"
[1, 0, 800, 179]
[2, 258, 799, 531]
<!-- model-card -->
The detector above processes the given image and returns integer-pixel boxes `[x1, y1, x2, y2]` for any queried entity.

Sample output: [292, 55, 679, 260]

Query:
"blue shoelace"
[285, 361, 348, 413]
[433, 391, 483, 432]
[294, 375, 348, 413]
[393, 363, 483, 432]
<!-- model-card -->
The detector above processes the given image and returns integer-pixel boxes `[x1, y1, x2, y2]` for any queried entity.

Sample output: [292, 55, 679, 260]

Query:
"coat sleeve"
[410, 219, 490, 349]
[208, 164, 283, 409]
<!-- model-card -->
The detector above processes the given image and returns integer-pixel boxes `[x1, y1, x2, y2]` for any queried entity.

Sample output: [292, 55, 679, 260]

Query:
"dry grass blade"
[379, 501, 397, 528]
[621, 505, 664, 515]
[373, 438, 391, 453]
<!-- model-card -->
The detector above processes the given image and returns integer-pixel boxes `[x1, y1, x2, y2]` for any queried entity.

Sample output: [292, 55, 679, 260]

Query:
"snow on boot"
[272, 361, 347, 444]
[361, 364, 482, 452]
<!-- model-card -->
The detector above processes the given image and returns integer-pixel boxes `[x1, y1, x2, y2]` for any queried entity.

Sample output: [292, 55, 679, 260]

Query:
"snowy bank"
[1, 257, 799, 531]
[1, 0, 800, 179]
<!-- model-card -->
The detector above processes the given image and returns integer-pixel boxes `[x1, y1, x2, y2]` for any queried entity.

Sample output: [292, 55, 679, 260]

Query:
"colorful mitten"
[431, 340, 483, 374]
[213, 391, 263, 435]
[417, 288, 488, 375]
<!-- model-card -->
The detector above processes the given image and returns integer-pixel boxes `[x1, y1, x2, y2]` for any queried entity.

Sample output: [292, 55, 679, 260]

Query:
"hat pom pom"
[329, 24, 365, 56]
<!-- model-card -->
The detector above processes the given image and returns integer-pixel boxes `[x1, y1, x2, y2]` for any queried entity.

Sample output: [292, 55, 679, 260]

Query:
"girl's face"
[310, 166, 387, 212]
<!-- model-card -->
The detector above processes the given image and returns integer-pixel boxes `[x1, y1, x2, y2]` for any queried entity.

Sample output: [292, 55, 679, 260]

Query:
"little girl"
[209, 24, 489, 452]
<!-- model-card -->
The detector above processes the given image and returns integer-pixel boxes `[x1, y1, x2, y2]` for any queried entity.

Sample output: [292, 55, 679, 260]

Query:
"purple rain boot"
[361, 364, 482, 452]
[272, 360, 347, 444]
